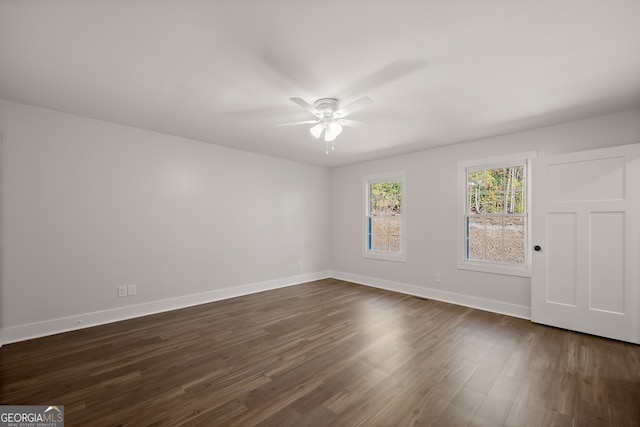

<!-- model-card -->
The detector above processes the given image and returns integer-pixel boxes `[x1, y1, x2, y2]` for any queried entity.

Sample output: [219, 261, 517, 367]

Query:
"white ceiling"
[1, 1, 639, 167]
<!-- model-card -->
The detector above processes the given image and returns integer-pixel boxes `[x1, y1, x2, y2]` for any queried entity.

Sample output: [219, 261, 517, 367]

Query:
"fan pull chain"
[324, 139, 336, 155]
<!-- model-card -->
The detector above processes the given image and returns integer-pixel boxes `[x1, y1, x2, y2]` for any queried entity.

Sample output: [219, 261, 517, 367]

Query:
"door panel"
[532, 143, 640, 343]
[546, 212, 577, 306]
[589, 211, 625, 314]
[546, 156, 625, 201]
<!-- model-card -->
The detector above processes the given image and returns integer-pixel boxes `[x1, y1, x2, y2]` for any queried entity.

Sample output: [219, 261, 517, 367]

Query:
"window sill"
[363, 251, 407, 263]
[458, 260, 531, 277]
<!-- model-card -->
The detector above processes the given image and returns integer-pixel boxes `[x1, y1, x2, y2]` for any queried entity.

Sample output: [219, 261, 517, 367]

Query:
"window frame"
[457, 152, 536, 277]
[363, 171, 406, 262]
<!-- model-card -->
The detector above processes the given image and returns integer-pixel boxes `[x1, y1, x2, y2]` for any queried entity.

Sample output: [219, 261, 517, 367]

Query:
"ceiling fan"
[278, 96, 373, 154]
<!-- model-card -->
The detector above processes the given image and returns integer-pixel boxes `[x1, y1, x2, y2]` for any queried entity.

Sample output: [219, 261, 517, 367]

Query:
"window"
[458, 152, 534, 276]
[364, 172, 406, 262]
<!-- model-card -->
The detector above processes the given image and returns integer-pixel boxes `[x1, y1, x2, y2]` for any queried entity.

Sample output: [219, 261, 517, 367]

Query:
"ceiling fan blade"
[276, 119, 319, 127]
[290, 97, 321, 117]
[341, 59, 428, 98]
[335, 96, 374, 118]
[337, 119, 374, 127]
[226, 106, 299, 120]
[255, 44, 320, 91]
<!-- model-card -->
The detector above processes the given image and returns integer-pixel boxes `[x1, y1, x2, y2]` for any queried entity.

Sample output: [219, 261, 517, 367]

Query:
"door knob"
[534, 245, 542, 251]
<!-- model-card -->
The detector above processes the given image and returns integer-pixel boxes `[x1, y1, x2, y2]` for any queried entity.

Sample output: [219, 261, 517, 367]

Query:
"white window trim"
[457, 151, 536, 277]
[363, 171, 407, 262]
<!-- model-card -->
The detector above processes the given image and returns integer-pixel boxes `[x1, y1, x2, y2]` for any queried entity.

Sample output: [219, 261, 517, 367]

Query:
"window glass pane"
[369, 217, 401, 254]
[467, 216, 484, 237]
[467, 166, 525, 214]
[485, 216, 503, 239]
[370, 222, 388, 252]
[485, 239, 503, 263]
[388, 218, 401, 253]
[504, 216, 525, 239]
[467, 238, 484, 261]
[369, 181, 402, 216]
[366, 175, 403, 259]
[466, 216, 526, 264]
[504, 240, 525, 264]
[465, 163, 527, 266]
[511, 190, 526, 214]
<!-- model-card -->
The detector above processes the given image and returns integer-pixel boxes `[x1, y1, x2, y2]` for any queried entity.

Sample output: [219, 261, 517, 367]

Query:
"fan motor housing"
[313, 98, 340, 116]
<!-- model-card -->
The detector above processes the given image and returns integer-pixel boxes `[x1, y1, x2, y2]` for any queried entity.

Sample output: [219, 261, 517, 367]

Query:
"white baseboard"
[0, 270, 530, 346]
[0, 271, 331, 346]
[331, 271, 531, 320]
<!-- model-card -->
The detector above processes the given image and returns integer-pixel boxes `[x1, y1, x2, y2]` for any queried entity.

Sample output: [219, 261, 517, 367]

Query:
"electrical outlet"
[118, 285, 127, 298]
[434, 273, 441, 283]
[127, 284, 137, 296]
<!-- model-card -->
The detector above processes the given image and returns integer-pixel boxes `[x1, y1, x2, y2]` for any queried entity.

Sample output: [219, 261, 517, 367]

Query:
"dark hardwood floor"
[1, 279, 639, 426]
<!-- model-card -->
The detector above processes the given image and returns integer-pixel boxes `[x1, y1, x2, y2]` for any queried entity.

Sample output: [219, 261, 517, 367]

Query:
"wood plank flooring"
[1, 279, 639, 426]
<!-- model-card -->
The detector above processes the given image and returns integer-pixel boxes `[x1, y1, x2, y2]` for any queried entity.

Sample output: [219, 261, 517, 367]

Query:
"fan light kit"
[278, 96, 373, 154]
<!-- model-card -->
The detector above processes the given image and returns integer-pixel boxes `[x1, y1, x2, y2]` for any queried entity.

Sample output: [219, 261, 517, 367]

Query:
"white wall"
[331, 109, 640, 318]
[0, 100, 331, 344]
[2, 101, 638, 345]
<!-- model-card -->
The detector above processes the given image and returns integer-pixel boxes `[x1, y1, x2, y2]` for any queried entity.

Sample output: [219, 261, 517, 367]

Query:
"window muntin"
[364, 173, 405, 261]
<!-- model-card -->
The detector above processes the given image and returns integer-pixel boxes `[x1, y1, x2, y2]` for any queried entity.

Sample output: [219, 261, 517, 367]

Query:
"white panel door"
[531, 143, 640, 343]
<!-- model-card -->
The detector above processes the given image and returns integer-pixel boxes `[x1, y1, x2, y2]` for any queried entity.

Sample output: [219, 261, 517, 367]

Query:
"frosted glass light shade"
[309, 123, 324, 139]
[324, 129, 337, 142]
[327, 121, 343, 136]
